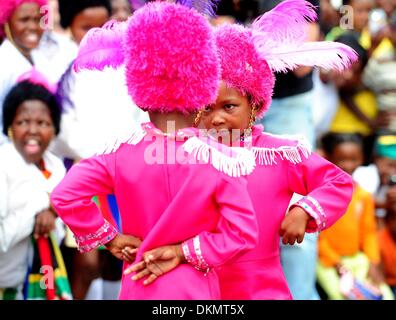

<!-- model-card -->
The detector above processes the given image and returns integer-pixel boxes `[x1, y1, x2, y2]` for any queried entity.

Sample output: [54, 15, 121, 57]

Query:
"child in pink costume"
[50, 2, 259, 300]
[207, 0, 356, 299]
[130, 0, 357, 299]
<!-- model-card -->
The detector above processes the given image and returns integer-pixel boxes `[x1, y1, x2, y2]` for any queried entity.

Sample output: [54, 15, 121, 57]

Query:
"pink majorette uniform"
[51, 2, 259, 300]
[210, 0, 357, 299]
[216, 125, 353, 299]
[51, 122, 258, 299]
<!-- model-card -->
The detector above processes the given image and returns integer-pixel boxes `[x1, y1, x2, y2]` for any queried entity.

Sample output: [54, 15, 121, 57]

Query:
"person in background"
[328, 33, 377, 165]
[363, 11, 396, 136]
[0, 0, 52, 145]
[110, 0, 132, 21]
[317, 132, 394, 300]
[354, 135, 396, 229]
[0, 72, 69, 300]
[378, 206, 396, 296]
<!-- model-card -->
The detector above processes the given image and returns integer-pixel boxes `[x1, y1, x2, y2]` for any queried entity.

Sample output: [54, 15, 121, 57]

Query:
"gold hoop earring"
[193, 109, 204, 128]
[7, 128, 13, 142]
[248, 105, 258, 130]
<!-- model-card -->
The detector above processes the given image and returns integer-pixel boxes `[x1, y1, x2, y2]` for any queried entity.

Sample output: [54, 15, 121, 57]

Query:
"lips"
[23, 33, 40, 46]
[24, 139, 41, 155]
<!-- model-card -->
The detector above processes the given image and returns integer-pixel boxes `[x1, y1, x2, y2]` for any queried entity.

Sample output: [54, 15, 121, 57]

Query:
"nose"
[27, 122, 39, 134]
[211, 112, 226, 127]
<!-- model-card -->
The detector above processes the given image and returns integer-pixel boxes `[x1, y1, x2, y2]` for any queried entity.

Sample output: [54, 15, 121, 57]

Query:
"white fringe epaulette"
[95, 126, 147, 155]
[182, 136, 256, 177]
[252, 133, 312, 166]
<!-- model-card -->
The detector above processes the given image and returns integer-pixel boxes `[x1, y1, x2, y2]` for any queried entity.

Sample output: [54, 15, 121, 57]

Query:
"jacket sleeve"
[288, 151, 354, 232]
[181, 173, 258, 273]
[0, 168, 50, 253]
[50, 154, 118, 253]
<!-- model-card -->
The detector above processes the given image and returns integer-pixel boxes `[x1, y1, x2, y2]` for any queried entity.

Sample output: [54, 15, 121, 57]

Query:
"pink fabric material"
[217, 125, 354, 299]
[51, 124, 258, 300]
[0, 0, 47, 36]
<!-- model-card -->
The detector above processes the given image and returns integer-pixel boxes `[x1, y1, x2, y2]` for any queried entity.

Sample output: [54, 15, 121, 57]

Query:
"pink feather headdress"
[216, 0, 358, 118]
[0, 0, 48, 37]
[73, 1, 220, 114]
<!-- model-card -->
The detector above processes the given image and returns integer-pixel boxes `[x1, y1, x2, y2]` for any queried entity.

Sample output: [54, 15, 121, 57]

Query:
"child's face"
[70, 7, 109, 44]
[350, 0, 374, 32]
[328, 142, 363, 175]
[111, 0, 132, 21]
[10, 100, 55, 165]
[200, 81, 252, 141]
[375, 156, 396, 185]
[333, 60, 363, 90]
[8, 3, 44, 52]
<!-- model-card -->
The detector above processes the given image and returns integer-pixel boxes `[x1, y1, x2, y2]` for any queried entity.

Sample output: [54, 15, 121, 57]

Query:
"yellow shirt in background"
[318, 184, 381, 267]
[330, 90, 377, 136]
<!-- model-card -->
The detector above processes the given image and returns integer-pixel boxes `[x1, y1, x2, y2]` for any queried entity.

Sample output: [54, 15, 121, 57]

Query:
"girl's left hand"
[279, 207, 311, 245]
[124, 245, 185, 285]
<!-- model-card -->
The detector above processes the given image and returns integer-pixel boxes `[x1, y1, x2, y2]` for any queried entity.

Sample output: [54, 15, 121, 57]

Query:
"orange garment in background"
[318, 183, 380, 267]
[378, 228, 396, 286]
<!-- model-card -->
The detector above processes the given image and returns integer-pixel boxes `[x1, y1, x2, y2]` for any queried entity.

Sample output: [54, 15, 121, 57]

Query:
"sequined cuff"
[73, 219, 118, 253]
[182, 236, 210, 274]
[292, 196, 327, 232]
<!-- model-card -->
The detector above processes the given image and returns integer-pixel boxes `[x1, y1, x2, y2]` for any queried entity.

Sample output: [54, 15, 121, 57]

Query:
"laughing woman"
[0, 0, 53, 144]
[0, 72, 71, 300]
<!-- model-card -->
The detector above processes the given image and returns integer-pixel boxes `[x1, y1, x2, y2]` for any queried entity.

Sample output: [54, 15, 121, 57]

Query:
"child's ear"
[316, 147, 327, 159]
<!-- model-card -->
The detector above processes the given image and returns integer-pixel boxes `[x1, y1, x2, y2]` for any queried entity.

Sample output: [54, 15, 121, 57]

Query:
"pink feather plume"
[263, 41, 358, 73]
[252, 0, 317, 49]
[73, 20, 128, 72]
[252, 0, 358, 72]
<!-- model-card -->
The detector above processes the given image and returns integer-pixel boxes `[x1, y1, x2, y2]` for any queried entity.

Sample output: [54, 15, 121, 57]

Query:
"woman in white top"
[0, 0, 59, 145]
[0, 75, 64, 299]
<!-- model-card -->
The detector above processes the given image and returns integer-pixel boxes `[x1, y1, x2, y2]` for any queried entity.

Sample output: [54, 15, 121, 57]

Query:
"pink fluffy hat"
[215, 0, 358, 119]
[73, 1, 220, 115]
[0, 0, 47, 37]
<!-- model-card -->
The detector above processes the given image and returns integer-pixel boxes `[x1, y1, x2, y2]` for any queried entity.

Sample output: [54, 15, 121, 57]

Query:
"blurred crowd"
[0, 0, 396, 300]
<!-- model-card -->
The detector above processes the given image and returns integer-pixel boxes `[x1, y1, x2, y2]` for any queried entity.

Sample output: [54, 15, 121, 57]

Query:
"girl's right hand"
[34, 208, 57, 239]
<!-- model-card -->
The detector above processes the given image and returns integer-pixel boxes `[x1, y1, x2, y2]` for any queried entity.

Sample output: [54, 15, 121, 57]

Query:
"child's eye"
[224, 104, 236, 111]
[38, 121, 51, 128]
[204, 105, 212, 112]
[16, 119, 28, 126]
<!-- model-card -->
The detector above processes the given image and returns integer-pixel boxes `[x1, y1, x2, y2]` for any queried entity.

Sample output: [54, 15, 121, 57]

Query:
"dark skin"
[123, 82, 313, 284]
[376, 0, 396, 17]
[9, 100, 56, 238]
[349, 0, 374, 33]
[70, 7, 109, 44]
[325, 142, 384, 286]
[110, 0, 132, 22]
[7, 2, 44, 64]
